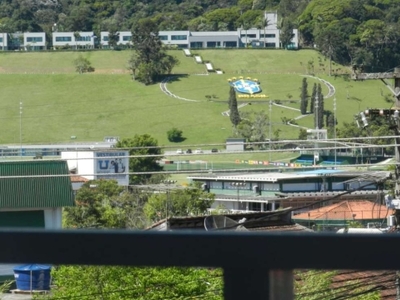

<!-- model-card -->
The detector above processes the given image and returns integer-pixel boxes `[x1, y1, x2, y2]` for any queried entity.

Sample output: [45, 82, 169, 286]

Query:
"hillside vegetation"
[0, 49, 390, 146]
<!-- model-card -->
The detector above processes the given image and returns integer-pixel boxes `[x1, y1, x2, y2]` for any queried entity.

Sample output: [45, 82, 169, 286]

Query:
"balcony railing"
[1, 229, 399, 299]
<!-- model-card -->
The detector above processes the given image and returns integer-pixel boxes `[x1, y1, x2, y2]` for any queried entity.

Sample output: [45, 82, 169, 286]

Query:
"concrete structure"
[226, 138, 246, 152]
[159, 30, 190, 48]
[189, 31, 239, 48]
[61, 150, 129, 186]
[0, 33, 7, 50]
[100, 31, 132, 48]
[23, 32, 46, 50]
[52, 31, 95, 49]
[189, 170, 391, 213]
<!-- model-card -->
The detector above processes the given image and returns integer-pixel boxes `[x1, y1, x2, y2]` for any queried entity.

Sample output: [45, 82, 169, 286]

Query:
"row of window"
[190, 41, 238, 48]
[55, 36, 92, 42]
[160, 35, 188, 41]
[240, 34, 276, 38]
[26, 37, 43, 42]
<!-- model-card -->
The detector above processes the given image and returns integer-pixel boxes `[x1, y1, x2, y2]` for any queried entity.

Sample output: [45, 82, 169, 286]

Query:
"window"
[260, 34, 276, 38]
[265, 42, 276, 48]
[224, 41, 237, 47]
[55, 36, 72, 42]
[171, 35, 187, 41]
[206, 41, 220, 48]
[122, 35, 131, 41]
[241, 34, 256, 38]
[190, 42, 203, 48]
[0, 37, 2, 43]
[159, 35, 168, 40]
[249, 202, 261, 211]
[103, 36, 109, 41]
[76, 36, 91, 42]
[27, 37, 43, 43]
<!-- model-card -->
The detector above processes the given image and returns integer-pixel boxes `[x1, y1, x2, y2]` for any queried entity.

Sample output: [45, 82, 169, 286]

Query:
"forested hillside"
[2, 0, 400, 69]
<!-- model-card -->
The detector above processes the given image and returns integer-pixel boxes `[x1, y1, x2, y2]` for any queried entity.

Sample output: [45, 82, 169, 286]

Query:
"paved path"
[159, 73, 337, 131]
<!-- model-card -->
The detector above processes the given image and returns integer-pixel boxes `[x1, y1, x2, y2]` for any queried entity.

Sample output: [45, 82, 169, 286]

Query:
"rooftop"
[293, 200, 392, 220]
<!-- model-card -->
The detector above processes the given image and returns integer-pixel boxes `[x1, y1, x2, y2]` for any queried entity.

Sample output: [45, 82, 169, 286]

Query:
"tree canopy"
[116, 134, 164, 184]
[128, 18, 179, 84]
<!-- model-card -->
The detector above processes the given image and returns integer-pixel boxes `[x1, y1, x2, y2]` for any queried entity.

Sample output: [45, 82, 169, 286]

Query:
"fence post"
[224, 267, 270, 300]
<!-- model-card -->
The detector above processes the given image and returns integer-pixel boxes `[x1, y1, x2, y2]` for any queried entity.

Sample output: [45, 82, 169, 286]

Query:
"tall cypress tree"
[310, 83, 316, 113]
[318, 84, 324, 129]
[229, 87, 241, 127]
[300, 78, 308, 115]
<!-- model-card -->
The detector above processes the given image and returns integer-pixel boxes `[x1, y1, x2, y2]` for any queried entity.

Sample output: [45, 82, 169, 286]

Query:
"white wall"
[44, 208, 63, 229]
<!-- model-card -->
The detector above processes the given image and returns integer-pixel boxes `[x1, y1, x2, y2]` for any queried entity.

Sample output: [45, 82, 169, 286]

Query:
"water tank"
[13, 264, 52, 291]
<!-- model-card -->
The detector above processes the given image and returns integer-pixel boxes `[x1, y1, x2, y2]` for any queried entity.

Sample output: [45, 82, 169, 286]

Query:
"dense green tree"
[300, 77, 308, 115]
[144, 183, 215, 222]
[298, 128, 308, 140]
[310, 83, 316, 113]
[228, 86, 241, 128]
[204, 8, 240, 31]
[237, 110, 270, 146]
[317, 84, 324, 129]
[107, 26, 120, 49]
[129, 18, 179, 85]
[116, 134, 164, 184]
[64, 179, 131, 229]
[279, 18, 295, 48]
[167, 127, 184, 142]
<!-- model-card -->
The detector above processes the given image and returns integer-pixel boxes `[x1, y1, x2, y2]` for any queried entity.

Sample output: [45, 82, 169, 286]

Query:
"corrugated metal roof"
[0, 160, 74, 209]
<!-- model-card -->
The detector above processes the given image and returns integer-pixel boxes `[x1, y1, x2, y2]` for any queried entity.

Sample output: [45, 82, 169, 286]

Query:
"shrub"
[167, 128, 183, 142]
[74, 55, 95, 74]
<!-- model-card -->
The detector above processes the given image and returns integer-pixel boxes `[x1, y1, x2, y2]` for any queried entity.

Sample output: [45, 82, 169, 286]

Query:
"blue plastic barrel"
[13, 264, 52, 291]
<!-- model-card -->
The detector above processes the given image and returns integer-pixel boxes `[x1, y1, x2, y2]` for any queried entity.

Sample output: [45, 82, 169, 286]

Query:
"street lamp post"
[230, 182, 247, 210]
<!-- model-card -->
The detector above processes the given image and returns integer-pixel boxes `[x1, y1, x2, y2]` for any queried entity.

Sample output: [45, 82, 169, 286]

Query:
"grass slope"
[0, 49, 391, 147]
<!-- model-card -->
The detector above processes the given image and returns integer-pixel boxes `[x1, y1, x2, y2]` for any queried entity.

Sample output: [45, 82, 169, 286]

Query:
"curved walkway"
[160, 76, 199, 102]
[286, 75, 336, 129]
[160, 74, 337, 130]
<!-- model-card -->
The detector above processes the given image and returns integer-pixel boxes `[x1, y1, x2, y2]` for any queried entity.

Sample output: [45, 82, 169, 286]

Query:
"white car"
[176, 149, 184, 154]
[194, 149, 203, 154]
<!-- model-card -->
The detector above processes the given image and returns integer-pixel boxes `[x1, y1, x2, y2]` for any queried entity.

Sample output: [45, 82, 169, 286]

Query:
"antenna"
[204, 215, 248, 231]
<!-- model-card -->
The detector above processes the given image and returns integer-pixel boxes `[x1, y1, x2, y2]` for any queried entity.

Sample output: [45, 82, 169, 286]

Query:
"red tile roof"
[293, 200, 393, 220]
[70, 175, 89, 183]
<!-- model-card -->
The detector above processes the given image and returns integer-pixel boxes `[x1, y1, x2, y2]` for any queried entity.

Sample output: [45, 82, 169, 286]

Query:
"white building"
[24, 32, 46, 50]
[0, 32, 7, 50]
[53, 31, 95, 49]
[61, 150, 129, 186]
[100, 31, 132, 48]
[159, 30, 190, 48]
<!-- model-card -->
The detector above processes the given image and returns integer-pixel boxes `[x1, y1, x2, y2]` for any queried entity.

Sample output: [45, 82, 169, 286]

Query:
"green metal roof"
[0, 160, 74, 209]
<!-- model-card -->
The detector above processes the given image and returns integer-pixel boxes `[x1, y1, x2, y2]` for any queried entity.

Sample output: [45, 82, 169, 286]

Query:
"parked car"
[176, 149, 184, 154]
[186, 149, 192, 154]
[194, 149, 203, 154]
[211, 148, 218, 153]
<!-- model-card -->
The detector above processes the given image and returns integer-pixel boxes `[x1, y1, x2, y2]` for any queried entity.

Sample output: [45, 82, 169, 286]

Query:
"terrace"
[1, 229, 399, 299]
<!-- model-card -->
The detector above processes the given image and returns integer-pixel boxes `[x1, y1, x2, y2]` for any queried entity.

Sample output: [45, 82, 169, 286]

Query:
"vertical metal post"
[269, 100, 272, 162]
[20, 101, 22, 157]
[333, 97, 337, 167]
[269, 270, 294, 300]
[224, 267, 270, 300]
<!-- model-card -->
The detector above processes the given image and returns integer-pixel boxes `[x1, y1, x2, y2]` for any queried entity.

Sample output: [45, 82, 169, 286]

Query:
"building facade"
[188, 170, 390, 213]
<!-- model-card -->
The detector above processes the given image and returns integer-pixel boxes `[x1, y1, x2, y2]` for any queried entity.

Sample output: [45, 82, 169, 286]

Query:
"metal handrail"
[1, 229, 398, 299]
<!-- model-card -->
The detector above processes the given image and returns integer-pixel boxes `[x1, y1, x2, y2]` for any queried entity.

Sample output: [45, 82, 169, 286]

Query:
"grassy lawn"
[0, 49, 392, 148]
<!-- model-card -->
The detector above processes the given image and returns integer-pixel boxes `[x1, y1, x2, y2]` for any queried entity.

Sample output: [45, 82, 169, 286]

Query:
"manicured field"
[0, 49, 391, 147]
